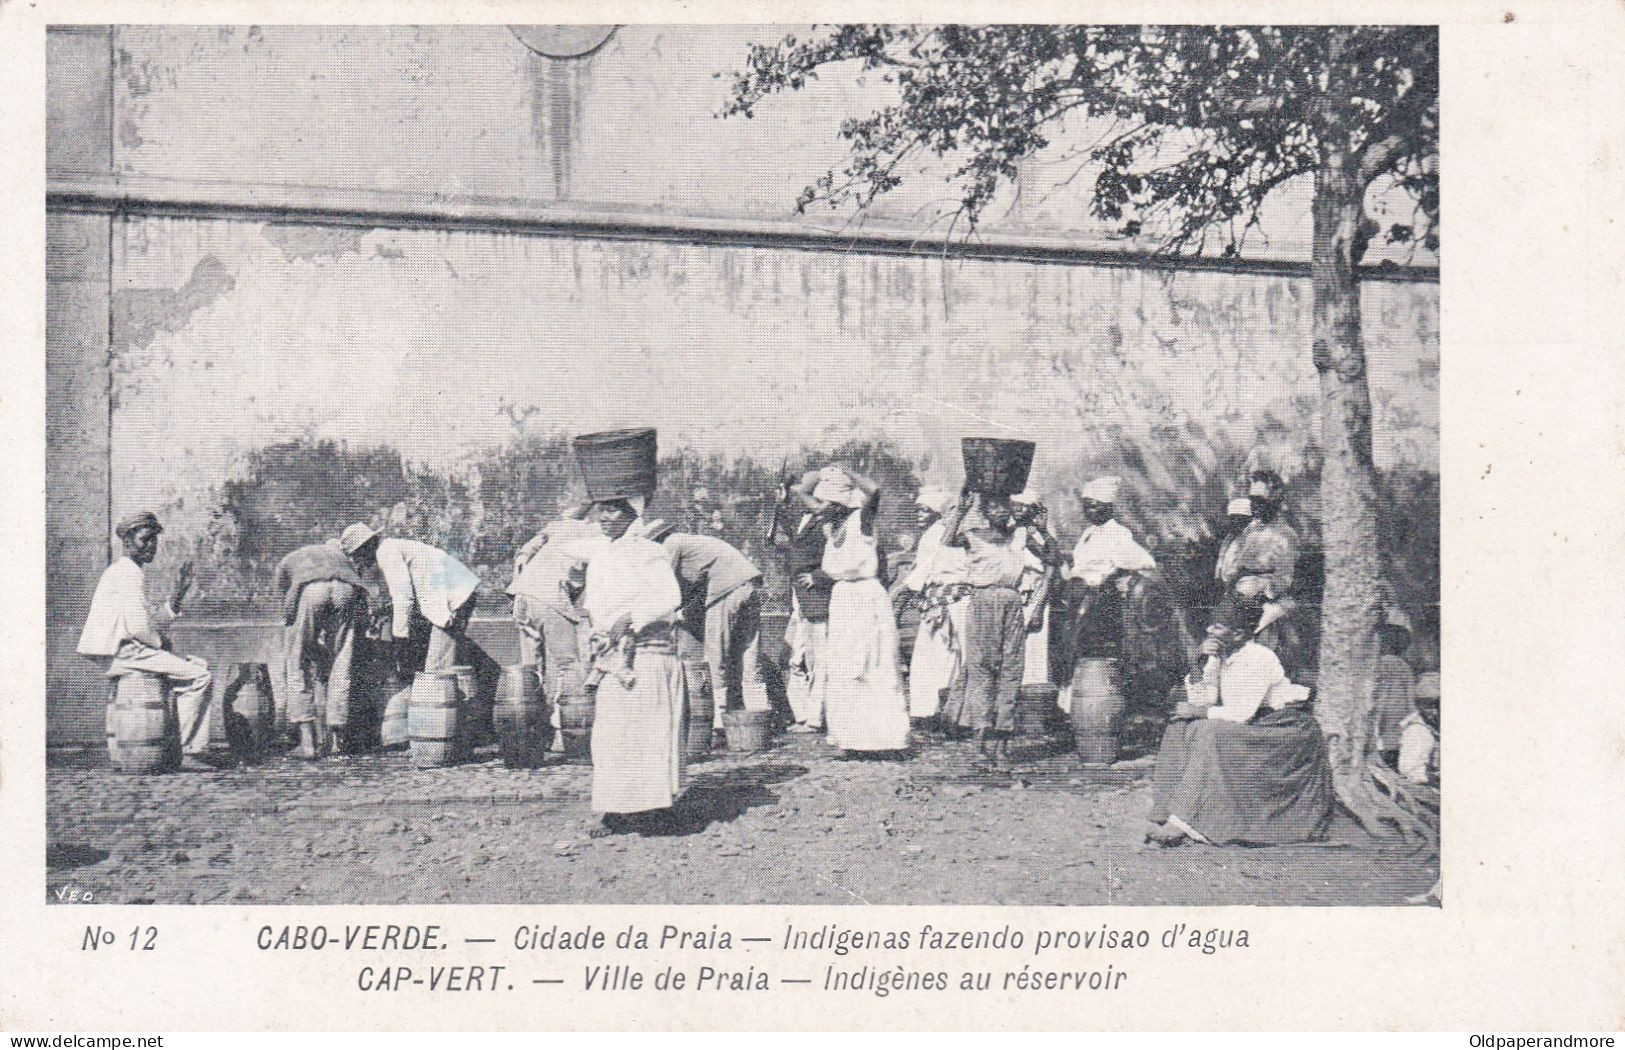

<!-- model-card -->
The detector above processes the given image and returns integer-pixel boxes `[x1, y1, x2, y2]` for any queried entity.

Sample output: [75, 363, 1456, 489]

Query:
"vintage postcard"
[2, 0, 1621, 1033]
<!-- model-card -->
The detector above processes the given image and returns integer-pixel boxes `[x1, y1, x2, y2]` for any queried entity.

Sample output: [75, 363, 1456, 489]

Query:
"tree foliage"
[722, 25, 1437, 260]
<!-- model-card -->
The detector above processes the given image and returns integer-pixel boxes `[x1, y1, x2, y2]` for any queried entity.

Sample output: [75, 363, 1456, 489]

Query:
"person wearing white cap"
[78, 511, 216, 769]
[1069, 476, 1157, 589]
[340, 524, 481, 674]
[1146, 596, 1333, 848]
[895, 485, 968, 721]
[1221, 472, 1302, 664]
[1397, 672, 1441, 786]
[1222, 473, 1299, 602]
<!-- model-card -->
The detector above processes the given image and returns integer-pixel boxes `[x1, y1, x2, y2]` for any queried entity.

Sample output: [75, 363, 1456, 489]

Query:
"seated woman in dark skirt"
[1146, 596, 1333, 847]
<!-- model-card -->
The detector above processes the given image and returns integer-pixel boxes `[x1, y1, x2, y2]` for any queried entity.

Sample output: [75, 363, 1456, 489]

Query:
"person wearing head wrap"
[341, 524, 481, 675]
[579, 493, 689, 835]
[1069, 477, 1157, 588]
[895, 485, 969, 721]
[813, 464, 911, 754]
[770, 469, 844, 732]
[1223, 475, 1300, 601]
[1220, 473, 1304, 667]
[1145, 596, 1333, 847]
[274, 538, 369, 758]
[1398, 672, 1441, 786]
[77, 511, 216, 770]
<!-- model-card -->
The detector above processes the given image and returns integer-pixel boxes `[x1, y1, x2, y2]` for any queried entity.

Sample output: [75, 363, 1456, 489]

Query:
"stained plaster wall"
[45, 25, 1440, 745]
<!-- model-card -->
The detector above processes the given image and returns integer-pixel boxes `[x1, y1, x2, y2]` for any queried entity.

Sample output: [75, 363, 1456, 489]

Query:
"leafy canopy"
[722, 25, 1438, 259]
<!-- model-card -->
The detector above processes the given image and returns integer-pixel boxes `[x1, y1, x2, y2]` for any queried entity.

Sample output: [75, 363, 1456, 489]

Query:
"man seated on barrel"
[77, 511, 216, 771]
[275, 538, 369, 759]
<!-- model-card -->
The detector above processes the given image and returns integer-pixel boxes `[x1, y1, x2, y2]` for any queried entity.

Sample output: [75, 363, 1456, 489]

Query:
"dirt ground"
[46, 727, 1439, 907]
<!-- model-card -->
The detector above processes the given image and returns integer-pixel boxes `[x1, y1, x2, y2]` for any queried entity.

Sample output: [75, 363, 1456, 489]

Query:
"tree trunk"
[1310, 56, 1436, 841]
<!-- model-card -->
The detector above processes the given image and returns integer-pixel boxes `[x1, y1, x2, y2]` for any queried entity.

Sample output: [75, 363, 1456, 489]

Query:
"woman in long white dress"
[581, 496, 689, 837]
[814, 467, 911, 754]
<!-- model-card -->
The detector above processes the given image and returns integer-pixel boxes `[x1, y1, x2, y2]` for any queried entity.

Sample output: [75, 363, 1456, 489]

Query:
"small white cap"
[1081, 476, 1122, 503]
[339, 523, 379, 554]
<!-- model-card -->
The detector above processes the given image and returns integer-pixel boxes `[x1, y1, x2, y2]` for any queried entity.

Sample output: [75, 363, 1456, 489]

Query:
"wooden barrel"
[682, 659, 715, 761]
[1071, 657, 1124, 765]
[378, 671, 413, 749]
[1014, 683, 1059, 741]
[494, 664, 550, 768]
[107, 673, 179, 774]
[961, 437, 1036, 495]
[408, 670, 467, 767]
[573, 427, 657, 501]
[222, 662, 276, 762]
[723, 709, 773, 754]
[557, 691, 596, 764]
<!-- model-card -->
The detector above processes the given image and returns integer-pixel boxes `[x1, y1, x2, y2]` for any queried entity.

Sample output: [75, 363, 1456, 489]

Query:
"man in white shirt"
[1066, 476, 1157, 661]
[340, 524, 481, 674]
[1069, 476, 1158, 588]
[77, 511, 215, 770]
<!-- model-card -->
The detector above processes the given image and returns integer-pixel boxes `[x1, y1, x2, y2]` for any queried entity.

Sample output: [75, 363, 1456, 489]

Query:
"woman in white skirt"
[581, 496, 689, 837]
[814, 466, 911, 754]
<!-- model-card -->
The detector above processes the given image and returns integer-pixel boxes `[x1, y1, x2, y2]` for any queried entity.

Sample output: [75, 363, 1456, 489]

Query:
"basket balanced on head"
[573, 427, 659, 503]
[962, 437, 1036, 496]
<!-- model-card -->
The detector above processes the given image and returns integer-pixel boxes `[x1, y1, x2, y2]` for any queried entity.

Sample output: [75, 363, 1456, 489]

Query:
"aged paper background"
[2, 0, 1622, 1032]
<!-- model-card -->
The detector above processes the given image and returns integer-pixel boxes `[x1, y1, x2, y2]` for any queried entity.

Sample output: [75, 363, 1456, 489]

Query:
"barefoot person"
[814, 465, 910, 755]
[274, 539, 369, 758]
[1146, 596, 1333, 847]
[77, 511, 215, 771]
[581, 494, 689, 836]
[570, 428, 689, 837]
[938, 489, 1032, 770]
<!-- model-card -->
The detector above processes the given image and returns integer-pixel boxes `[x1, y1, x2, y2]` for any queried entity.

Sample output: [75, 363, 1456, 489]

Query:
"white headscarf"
[812, 467, 867, 510]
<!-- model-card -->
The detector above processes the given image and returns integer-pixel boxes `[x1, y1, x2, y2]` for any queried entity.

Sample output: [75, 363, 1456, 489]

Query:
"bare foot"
[1146, 823, 1188, 847]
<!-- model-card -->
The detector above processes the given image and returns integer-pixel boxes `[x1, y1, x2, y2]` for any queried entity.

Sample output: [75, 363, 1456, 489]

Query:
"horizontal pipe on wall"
[47, 172, 1438, 284]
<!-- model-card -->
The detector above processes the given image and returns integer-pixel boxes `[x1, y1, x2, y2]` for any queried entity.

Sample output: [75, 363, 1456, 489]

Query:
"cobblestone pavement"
[47, 730, 1439, 906]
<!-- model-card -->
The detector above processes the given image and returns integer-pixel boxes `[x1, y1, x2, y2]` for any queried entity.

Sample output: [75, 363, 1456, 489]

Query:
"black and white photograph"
[39, 22, 1447, 908]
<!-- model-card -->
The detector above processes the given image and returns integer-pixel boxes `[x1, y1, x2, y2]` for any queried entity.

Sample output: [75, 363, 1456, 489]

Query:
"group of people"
[78, 449, 1437, 846]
